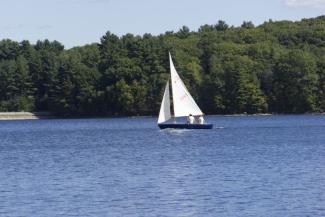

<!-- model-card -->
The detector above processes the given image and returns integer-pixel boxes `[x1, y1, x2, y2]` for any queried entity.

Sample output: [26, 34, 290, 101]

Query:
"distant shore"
[0, 112, 324, 120]
[0, 112, 53, 120]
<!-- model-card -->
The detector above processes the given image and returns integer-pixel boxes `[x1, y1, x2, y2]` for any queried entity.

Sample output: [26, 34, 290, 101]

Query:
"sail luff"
[169, 53, 203, 117]
[157, 81, 171, 123]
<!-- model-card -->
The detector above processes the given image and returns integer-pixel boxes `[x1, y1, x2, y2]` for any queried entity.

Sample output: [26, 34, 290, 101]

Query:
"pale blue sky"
[1, 0, 324, 48]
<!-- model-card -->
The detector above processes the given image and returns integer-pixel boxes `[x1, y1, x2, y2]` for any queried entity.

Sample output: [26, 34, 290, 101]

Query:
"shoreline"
[0, 112, 324, 121]
[0, 112, 53, 120]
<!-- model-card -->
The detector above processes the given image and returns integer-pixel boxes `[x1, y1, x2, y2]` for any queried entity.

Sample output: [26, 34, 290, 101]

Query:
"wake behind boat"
[157, 53, 213, 130]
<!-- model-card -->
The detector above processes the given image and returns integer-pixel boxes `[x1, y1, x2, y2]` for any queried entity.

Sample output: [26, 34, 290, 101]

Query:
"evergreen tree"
[1, 16, 325, 115]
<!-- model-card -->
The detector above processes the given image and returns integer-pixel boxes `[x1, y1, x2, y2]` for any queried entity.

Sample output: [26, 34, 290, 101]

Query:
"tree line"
[1, 16, 325, 116]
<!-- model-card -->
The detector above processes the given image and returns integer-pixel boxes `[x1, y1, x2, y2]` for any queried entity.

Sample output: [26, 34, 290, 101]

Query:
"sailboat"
[157, 53, 213, 129]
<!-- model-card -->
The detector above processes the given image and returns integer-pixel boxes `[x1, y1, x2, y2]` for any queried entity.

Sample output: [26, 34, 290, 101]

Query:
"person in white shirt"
[198, 115, 205, 124]
[187, 114, 195, 124]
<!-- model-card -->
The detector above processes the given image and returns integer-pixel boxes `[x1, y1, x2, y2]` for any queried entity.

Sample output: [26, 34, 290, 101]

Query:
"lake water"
[0, 115, 324, 216]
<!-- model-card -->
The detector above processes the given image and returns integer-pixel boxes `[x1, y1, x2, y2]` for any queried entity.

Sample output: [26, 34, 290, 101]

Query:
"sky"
[1, 0, 324, 48]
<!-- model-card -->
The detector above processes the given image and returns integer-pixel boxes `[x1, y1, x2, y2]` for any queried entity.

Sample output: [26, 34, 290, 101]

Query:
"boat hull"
[158, 123, 213, 129]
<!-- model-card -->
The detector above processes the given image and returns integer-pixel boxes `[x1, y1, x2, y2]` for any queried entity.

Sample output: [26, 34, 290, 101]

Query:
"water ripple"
[0, 115, 324, 216]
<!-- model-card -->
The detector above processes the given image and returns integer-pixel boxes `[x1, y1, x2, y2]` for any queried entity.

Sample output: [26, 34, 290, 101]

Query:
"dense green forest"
[1, 16, 325, 116]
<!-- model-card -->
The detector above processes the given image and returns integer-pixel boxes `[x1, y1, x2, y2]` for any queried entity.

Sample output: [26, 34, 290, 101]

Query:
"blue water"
[0, 115, 324, 217]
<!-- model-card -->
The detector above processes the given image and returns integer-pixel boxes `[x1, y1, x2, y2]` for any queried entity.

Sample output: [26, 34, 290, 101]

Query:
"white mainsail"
[169, 53, 203, 117]
[157, 81, 171, 123]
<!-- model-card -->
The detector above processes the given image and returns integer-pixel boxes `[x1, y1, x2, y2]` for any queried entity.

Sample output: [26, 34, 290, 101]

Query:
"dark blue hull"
[158, 123, 213, 129]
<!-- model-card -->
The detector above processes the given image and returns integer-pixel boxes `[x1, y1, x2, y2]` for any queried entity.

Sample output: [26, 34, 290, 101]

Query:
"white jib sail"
[158, 81, 171, 123]
[169, 53, 203, 117]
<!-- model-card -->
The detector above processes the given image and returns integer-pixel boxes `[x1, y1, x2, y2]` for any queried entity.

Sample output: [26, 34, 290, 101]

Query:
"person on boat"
[187, 114, 195, 124]
[198, 115, 205, 124]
